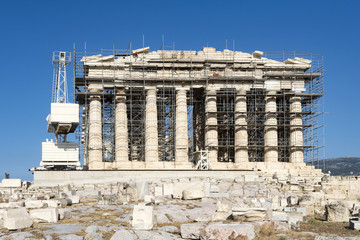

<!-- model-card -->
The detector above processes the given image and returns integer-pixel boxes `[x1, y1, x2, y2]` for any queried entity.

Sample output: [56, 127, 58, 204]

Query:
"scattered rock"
[183, 189, 205, 200]
[326, 201, 349, 222]
[200, 222, 255, 240]
[24, 200, 45, 208]
[29, 208, 58, 223]
[180, 222, 206, 239]
[110, 229, 137, 240]
[232, 206, 268, 222]
[216, 199, 231, 212]
[3, 208, 33, 230]
[1, 179, 22, 188]
[42, 223, 84, 235]
[132, 205, 154, 230]
[58, 234, 83, 240]
[158, 225, 180, 234]
[0, 232, 32, 240]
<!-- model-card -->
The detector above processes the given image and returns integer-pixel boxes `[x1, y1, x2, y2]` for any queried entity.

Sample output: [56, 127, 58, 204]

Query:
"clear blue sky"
[0, 0, 359, 180]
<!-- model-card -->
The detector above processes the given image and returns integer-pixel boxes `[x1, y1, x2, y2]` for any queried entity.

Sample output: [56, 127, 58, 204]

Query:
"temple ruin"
[69, 46, 324, 174]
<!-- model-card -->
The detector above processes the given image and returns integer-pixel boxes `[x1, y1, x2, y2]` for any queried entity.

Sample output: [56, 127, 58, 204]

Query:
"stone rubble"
[0, 174, 360, 239]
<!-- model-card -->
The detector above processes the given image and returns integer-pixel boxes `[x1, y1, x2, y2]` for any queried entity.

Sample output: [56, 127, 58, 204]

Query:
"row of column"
[205, 89, 304, 164]
[87, 88, 304, 169]
[87, 88, 189, 169]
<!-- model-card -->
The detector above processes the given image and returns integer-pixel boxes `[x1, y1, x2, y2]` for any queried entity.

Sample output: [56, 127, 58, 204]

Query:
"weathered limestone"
[173, 182, 203, 199]
[272, 211, 304, 228]
[175, 89, 189, 163]
[25, 200, 45, 208]
[136, 182, 149, 199]
[43, 200, 61, 208]
[29, 208, 58, 223]
[4, 208, 33, 230]
[232, 206, 269, 222]
[0, 202, 24, 208]
[144, 195, 155, 204]
[290, 96, 304, 163]
[212, 200, 232, 221]
[132, 205, 154, 230]
[68, 195, 80, 204]
[162, 183, 174, 196]
[1, 179, 22, 188]
[115, 89, 129, 166]
[145, 87, 159, 164]
[182, 189, 205, 200]
[234, 89, 248, 163]
[110, 230, 137, 240]
[180, 223, 206, 239]
[264, 91, 278, 162]
[154, 186, 163, 196]
[205, 89, 218, 164]
[88, 95, 102, 169]
[326, 201, 349, 222]
[201, 223, 255, 240]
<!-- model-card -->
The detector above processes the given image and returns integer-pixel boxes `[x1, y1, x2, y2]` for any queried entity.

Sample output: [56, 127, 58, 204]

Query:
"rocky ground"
[1, 175, 360, 239]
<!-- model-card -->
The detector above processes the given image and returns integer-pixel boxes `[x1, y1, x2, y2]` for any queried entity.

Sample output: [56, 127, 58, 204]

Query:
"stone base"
[33, 165, 322, 186]
[89, 161, 194, 170]
[210, 162, 321, 175]
[88, 161, 320, 175]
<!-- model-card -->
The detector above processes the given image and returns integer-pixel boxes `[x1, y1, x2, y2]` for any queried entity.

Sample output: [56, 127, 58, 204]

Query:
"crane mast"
[39, 51, 81, 170]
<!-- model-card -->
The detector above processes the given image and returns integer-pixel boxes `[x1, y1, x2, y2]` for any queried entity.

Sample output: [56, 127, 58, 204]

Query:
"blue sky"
[0, 0, 359, 180]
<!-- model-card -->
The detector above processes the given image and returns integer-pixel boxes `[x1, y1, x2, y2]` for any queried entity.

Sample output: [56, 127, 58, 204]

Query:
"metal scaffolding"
[72, 44, 324, 169]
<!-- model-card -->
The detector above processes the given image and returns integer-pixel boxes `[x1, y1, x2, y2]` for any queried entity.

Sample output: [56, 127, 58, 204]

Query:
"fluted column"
[175, 89, 188, 163]
[264, 91, 278, 162]
[88, 96, 102, 169]
[115, 90, 128, 167]
[205, 89, 218, 164]
[290, 96, 304, 163]
[234, 89, 248, 163]
[145, 87, 159, 163]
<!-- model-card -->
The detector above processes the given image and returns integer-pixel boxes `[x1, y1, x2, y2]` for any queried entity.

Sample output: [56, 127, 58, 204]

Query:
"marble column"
[290, 96, 304, 163]
[234, 89, 248, 163]
[115, 90, 129, 167]
[145, 87, 159, 163]
[264, 91, 278, 162]
[88, 96, 102, 169]
[175, 89, 188, 163]
[205, 89, 218, 164]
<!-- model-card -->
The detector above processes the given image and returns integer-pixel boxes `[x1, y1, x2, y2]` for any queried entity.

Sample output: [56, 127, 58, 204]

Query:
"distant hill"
[309, 157, 360, 176]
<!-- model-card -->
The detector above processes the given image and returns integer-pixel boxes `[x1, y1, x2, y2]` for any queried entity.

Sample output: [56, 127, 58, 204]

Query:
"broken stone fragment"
[58, 208, 72, 220]
[180, 222, 206, 239]
[29, 208, 58, 223]
[143, 195, 155, 204]
[110, 229, 137, 240]
[24, 200, 45, 209]
[1, 179, 22, 188]
[212, 211, 232, 221]
[182, 189, 205, 200]
[3, 208, 33, 230]
[231, 206, 268, 222]
[132, 205, 154, 230]
[200, 222, 255, 240]
[68, 195, 80, 204]
[326, 201, 349, 222]
[216, 199, 231, 212]
[58, 198, 72, 207]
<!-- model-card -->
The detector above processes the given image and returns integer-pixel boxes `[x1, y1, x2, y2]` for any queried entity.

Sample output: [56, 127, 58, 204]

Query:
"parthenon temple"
[74, 46, 323, 174]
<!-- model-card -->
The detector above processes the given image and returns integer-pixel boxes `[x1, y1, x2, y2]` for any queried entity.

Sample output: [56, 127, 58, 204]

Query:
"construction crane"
[39, 51, 81, 170]
[47, 52, 78, 142]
